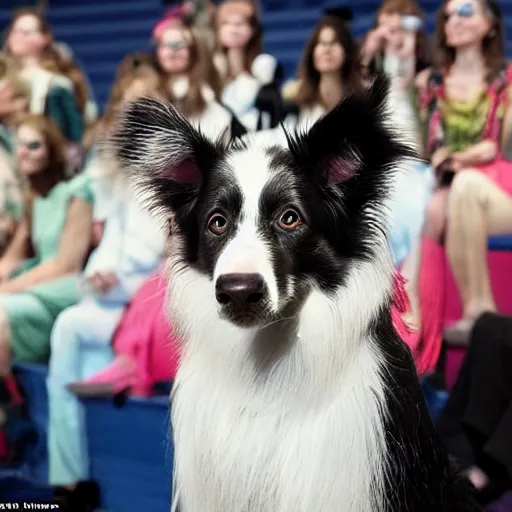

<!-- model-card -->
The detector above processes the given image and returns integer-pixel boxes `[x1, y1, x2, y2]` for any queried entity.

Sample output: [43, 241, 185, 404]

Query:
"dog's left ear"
[285, 74, 416, 192]
[107, 97, 222, 216]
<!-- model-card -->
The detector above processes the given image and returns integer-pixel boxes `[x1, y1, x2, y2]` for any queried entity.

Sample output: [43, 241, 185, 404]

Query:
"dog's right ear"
[108, 97, 222, 216]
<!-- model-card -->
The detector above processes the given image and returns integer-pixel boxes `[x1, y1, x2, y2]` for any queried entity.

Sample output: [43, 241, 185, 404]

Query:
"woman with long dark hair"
[283, 8, 363, 126]
[4, 9, 88, 145]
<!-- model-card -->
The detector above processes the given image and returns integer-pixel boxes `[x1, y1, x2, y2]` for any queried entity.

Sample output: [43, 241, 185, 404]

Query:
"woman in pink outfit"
[404, 0, 512, 366]
[71, 268, 179, 397]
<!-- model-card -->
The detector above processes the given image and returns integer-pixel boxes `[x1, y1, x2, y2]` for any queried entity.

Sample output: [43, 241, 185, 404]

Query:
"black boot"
[53, 480, 101, 512]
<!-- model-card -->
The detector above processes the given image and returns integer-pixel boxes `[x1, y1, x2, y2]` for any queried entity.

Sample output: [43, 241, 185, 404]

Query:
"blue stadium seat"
[488, 235, 512, 251]
[83, 395, 172, 512]
[5, 362, 173, 512]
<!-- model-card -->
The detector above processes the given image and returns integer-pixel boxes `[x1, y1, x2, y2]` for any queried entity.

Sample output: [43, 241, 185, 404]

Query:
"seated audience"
[404, 0, 512, 361]
[0, 114, 93, 403]
[214, 0, 282, 130]
[437, 312, 512, 504]
[46, 67, 166, 512]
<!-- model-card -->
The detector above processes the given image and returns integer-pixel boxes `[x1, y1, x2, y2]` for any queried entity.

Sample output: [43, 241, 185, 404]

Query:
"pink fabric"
[0, 430, 10, 463]
[414, 236, 446, 375]
[111, 268, 180, 396]
[474, 156, 512, 196]
[152, 7, 186, 40]
[391, 270, 422, 361]
[82, 357, 139, 395]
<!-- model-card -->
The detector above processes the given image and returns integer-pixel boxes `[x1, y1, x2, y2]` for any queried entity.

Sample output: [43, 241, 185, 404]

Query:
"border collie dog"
[111, 76, 479, 512]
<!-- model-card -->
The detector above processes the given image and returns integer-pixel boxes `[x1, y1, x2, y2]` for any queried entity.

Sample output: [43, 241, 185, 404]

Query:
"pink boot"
[67, 355, 149, 398]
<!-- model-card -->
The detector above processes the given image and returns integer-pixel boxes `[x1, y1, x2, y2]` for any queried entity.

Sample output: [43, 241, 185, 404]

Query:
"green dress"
[1, 173, 93, 363]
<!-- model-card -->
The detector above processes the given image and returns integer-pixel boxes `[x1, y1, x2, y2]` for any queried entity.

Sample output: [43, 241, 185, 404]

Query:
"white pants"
[47, 299, 125, 486]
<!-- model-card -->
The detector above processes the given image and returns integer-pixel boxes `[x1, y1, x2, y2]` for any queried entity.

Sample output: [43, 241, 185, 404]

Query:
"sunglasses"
[18, 140, 42, 151]
[444, 2, 475, 21]
[161, 40, 189, 50]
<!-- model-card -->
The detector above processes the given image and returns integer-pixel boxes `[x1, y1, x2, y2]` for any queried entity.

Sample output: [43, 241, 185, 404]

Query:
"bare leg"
[423, 189, 450, 242]
[446, 170, 512, 319]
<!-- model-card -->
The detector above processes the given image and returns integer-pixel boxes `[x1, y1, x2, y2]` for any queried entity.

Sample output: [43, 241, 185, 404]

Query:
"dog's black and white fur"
[110, 76, 480, 512]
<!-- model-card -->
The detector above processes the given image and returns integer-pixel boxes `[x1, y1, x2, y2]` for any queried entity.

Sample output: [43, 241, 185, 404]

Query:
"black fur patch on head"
[261, 74, 417, 291]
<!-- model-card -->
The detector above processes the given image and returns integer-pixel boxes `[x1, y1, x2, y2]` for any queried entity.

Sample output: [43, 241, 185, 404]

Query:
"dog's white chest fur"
[172, 338, 388, 512]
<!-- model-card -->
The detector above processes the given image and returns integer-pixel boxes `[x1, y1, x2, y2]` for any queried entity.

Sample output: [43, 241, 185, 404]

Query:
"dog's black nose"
[215, 273, 266, 309]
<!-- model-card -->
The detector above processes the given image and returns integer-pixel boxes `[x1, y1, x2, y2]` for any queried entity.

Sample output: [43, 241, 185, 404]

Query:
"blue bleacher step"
[488, 235, 512, 251]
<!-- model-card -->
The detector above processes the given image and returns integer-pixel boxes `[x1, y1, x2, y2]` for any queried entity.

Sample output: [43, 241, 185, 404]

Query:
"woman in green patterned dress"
[0, 115, 93, 390]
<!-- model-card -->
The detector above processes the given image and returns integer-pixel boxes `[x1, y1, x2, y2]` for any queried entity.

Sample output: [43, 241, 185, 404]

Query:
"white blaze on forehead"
[213, 145, 280, 311]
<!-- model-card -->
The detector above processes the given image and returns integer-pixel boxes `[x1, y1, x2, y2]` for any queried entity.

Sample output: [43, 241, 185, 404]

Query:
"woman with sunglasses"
[402, 0, 512, 368]
[0, 115, 93, 432]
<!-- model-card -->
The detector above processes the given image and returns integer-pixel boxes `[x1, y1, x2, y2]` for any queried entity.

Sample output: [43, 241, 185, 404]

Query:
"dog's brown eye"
[278, 209, 302, 230]
[208, 214, 228, 235]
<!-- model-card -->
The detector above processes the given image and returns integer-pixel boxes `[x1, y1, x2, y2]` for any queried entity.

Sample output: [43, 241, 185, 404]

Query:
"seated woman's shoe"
[53, 481, 101, 512]
[67, 355, 138, 397]
[444, 317, 477, 347]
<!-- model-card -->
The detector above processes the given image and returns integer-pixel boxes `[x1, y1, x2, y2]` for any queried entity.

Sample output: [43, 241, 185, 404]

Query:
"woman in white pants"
[46, 67, 166, 511]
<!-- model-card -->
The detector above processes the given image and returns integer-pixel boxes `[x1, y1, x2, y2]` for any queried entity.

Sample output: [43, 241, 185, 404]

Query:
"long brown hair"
[5, 8, 88, 113]
[434, 0, 505, 79]
[214, 0, 262, 81]
[156, 26, 222, 118]
[17, 114, 67, 190]
[295, 14, 362, 109]
[376, 0, 431, 72]
[16, 115, 67, 233]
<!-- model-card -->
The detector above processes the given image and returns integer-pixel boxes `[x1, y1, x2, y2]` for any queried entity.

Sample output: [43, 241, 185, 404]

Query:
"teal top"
[31, 172, 93, 265]
[45, 85, 84, 142]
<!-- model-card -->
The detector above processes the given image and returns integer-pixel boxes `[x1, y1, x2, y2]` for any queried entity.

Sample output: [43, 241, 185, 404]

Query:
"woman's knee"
[450, 170, 485, 203]
[50, 305, 85, 353]
[424, 190, 448, 240]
